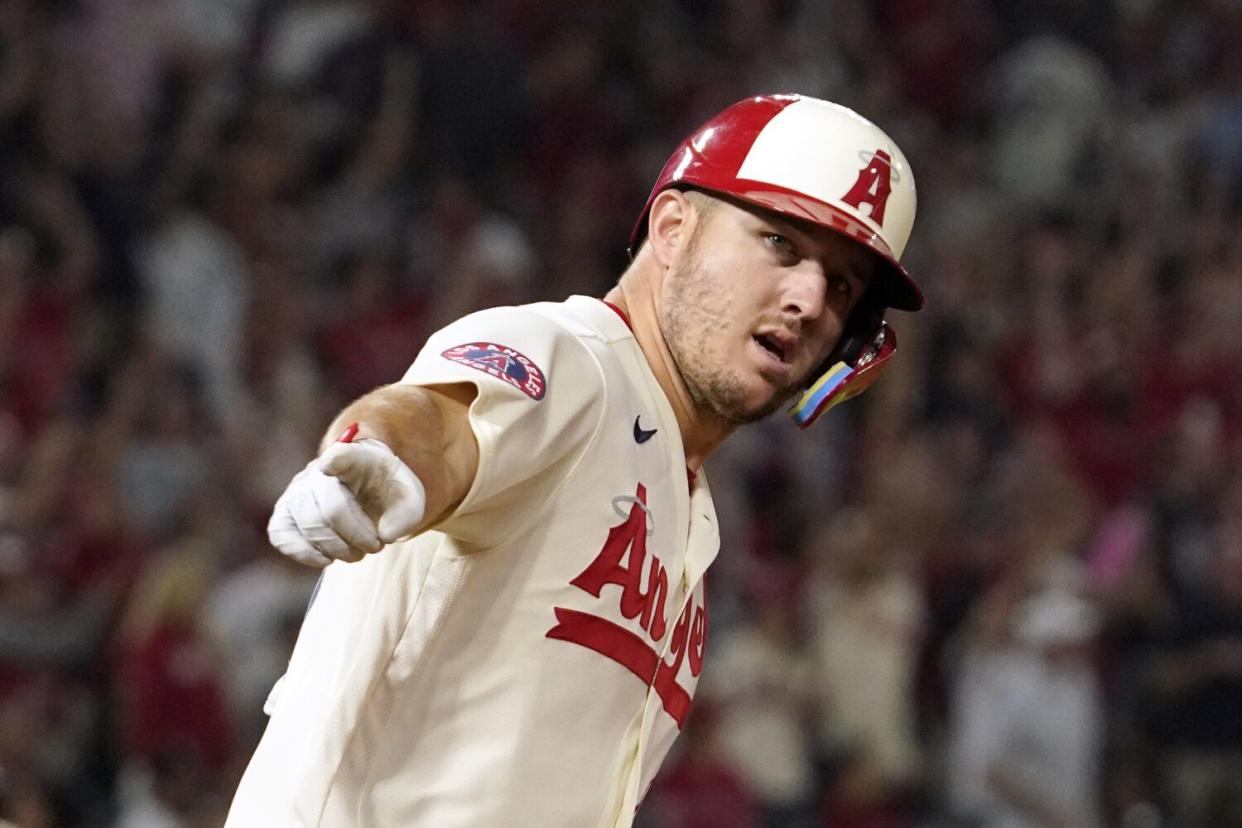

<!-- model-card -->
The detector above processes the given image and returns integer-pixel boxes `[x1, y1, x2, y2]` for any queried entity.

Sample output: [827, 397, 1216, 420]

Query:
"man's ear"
[646, 190, 694, 268]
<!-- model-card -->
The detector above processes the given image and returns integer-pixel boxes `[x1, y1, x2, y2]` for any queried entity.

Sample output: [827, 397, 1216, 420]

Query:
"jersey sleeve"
[398, 305, 605, 548]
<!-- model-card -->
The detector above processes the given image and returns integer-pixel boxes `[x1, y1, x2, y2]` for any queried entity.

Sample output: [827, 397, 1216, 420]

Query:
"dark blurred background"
[1, 0, 1241, 826]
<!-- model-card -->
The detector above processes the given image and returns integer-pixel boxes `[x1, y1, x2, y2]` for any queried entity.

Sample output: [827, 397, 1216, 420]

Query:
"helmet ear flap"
[788, 292, 896, 428]
[825, 293, 886, 368]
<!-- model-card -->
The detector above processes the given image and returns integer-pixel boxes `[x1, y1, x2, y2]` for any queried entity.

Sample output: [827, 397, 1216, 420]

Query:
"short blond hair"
[682, 189, 719, 214]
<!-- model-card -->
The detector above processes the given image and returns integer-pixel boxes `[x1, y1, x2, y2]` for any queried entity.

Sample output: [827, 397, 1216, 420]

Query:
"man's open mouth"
[754, 333, 790, 364]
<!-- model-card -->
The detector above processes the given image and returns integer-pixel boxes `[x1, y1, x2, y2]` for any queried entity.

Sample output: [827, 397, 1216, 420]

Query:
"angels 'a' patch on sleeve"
[441, 342, 547, 400]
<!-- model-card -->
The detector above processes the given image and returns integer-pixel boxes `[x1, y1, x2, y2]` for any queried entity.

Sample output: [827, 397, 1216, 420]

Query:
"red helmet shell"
[630, 94, 923, 311]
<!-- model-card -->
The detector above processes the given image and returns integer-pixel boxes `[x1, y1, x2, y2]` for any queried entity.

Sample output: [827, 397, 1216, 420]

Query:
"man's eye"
[764, 233, 795, 255]
[829, 274, 854, 298]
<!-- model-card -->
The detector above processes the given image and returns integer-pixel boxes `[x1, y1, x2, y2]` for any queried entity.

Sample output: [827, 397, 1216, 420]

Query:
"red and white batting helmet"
[631, 93, 925, 426]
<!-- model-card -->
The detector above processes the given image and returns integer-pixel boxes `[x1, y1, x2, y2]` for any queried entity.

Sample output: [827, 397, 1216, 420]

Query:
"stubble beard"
[659, 257, 802, 426]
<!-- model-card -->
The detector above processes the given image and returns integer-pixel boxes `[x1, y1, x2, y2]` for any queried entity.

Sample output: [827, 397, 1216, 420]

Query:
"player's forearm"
[321, 383, 479, 530]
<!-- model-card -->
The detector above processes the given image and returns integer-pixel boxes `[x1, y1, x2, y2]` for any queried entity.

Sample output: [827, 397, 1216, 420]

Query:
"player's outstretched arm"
[267, 382, 479, 567]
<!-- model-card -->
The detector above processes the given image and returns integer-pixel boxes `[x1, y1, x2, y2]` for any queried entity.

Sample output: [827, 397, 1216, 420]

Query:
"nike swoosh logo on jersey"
[633, 416, 658, 443]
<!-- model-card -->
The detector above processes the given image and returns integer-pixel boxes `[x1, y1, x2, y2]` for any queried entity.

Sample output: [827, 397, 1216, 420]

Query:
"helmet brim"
[730, 184, 924, 312]
[630, 182, 925, 312]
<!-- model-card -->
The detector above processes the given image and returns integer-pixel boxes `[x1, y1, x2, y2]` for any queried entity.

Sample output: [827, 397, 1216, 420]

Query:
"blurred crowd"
[1, 0, 1241, 826]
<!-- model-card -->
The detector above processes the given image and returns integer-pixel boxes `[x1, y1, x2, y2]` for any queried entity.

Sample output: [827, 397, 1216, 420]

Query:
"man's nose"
[780, 264, 827, 321]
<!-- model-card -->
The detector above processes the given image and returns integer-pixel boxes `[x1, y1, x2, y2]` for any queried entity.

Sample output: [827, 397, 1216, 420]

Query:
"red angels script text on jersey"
[545, 484, 707, 729]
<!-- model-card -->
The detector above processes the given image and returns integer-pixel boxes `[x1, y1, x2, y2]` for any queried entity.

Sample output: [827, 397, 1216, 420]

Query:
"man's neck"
[603, 273, 734, 472]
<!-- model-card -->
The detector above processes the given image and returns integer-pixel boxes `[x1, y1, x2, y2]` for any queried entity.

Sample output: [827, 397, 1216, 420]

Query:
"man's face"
[659, 196, 876, 424]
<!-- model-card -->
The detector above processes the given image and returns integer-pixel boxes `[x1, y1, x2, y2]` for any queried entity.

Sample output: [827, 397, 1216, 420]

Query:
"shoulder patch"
[441, 342, 547, 400]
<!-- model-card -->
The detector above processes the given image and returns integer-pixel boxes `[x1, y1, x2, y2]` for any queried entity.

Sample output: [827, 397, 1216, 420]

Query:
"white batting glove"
[267, 432, 427, 567]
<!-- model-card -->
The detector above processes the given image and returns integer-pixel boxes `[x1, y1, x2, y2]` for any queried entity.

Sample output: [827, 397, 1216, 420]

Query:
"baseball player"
[225, 94, 924, 827]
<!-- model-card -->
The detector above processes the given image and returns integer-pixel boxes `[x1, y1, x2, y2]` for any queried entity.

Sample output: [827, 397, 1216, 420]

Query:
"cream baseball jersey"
[226, 295, 719, 827]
